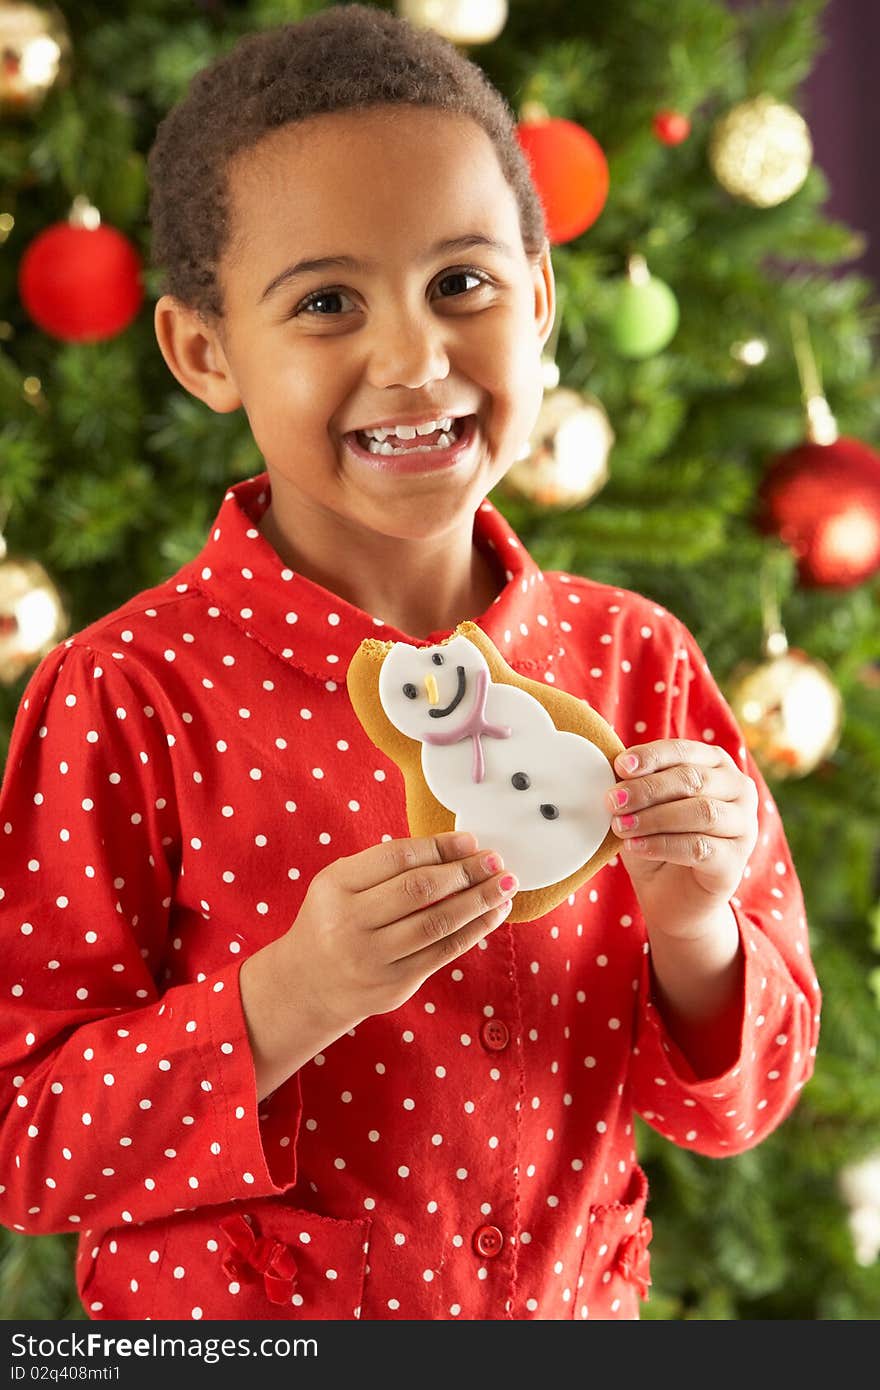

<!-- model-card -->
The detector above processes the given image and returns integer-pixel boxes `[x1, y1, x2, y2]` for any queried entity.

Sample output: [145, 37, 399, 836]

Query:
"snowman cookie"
[346, 621, 624, 922]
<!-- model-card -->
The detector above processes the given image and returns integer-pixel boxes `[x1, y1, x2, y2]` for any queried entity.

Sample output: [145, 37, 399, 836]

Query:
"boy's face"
[155, 105, 555, 548]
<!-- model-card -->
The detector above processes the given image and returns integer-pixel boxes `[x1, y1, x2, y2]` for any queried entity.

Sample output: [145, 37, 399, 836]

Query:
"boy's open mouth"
[344, 415, 477, 474]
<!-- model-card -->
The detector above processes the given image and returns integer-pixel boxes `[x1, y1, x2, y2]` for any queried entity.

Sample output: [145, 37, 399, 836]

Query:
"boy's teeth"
[366, 430, 455, 456]
[359, 417, 463, 454]
[362, 416, 454, 442]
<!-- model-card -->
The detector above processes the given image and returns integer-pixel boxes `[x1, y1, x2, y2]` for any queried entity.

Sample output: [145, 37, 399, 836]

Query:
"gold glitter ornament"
[0, 538, 67, 685]
[501, 359, 614, 509]
[0, 1, 72, 116]
[726, 645, 842, 780]
[395, 0, 508, 45]
[724, 555, 843, 787]
[708, 95, 812, 208]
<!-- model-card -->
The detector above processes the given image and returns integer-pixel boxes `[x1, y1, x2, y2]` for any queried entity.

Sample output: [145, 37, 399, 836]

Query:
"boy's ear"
[153, 295, 242, 413]
[533, 238, 556, 351]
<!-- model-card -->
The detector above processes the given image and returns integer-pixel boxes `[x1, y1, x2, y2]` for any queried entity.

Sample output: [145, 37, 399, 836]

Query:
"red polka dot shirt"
[0, 472, 820, 1321]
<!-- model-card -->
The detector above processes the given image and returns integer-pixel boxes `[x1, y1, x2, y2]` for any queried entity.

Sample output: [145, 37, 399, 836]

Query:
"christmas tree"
[1, 0, 878, 1320]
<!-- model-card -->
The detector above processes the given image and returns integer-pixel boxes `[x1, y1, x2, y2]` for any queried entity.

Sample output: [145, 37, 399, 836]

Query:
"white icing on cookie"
[377, 635, 615, 892]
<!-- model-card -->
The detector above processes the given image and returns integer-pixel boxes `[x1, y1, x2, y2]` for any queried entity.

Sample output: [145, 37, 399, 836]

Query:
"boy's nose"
[366, 315, 451, 391]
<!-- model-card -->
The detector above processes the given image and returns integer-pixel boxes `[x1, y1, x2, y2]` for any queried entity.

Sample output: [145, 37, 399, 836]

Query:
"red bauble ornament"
[18, 219, 144, 342]
[652, 110, 691, 145]
[515, 116, 609, 244]
[757, 435, 880, 588]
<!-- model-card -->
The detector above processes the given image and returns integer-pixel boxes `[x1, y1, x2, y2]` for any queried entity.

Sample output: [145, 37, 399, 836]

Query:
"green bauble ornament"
[607, 254, 679, 359]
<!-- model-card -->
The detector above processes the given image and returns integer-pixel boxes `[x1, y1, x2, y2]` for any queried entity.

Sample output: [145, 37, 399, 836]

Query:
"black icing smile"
[428, 665, 467, 719]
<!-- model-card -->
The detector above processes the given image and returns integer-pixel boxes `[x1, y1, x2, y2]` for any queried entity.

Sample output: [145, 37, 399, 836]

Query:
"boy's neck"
[258, 503, 501, 640]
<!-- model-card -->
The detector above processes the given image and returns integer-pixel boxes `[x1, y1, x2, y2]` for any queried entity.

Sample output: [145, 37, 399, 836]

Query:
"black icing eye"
[540, 803, 560, 820]
[511, 772, 530, 791]
[403, 683, 418, 700]
[431, 652, 444, 665]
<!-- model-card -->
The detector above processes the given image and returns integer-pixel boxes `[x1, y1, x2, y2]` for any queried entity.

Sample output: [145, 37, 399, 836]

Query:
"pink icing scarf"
[422, 667, 511, 782]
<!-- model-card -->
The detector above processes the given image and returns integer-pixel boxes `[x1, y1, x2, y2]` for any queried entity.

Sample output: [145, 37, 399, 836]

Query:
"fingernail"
[499, 873, 518, 894]
[498, 899, 513, 919]
[620, 753, 640, 773]
[611, 788, 629, 809]
[483, 852, 503, 874]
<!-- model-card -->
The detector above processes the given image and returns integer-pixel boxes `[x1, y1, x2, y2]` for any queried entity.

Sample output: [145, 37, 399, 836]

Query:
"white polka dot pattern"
[0, 473, 820, 1321]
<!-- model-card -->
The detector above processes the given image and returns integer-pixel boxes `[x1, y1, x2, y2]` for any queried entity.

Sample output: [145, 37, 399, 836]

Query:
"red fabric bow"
[218, 1213, 298, 1306]
[615, 1217, 653, 1299]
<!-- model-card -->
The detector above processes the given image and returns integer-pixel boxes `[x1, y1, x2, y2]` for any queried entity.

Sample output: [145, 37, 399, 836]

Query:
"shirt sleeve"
[0, 642, 299, 1237]
[630, 615, 822, 1157]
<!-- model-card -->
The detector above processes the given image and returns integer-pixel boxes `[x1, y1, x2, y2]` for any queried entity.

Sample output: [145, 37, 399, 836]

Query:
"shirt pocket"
[571, 1164, 652, 1320]
[80, 1199, 372, 1321]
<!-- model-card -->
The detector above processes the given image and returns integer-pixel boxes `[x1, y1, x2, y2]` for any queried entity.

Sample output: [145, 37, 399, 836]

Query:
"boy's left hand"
[606, 739, 759, 938]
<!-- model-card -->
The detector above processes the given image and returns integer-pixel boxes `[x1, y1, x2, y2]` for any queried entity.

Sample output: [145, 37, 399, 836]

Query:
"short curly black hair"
[147, 3, 546, 324]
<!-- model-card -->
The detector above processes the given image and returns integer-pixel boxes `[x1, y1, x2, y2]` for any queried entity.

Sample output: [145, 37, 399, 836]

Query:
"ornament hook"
[789, 311, 838, 445]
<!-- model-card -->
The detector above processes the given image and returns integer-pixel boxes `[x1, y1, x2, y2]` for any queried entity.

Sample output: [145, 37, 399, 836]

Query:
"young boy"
[0, 5, 819, 1321]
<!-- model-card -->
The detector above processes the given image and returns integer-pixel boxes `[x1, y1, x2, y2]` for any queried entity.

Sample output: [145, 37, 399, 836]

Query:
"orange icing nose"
[425, 673, 440, 705]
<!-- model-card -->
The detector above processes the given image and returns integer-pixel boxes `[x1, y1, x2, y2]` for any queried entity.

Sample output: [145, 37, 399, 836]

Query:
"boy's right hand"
[278, 830, 517, 1034]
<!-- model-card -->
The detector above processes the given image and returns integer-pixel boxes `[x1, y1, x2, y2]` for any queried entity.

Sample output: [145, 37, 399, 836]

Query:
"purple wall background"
[735, 0, 880, 291]
[803, 0, 880, 290]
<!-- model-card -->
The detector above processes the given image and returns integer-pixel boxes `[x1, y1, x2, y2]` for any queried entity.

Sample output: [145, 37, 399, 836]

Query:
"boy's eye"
[435, 269, 487, 298]
[296, 288, 355, 317]
[292, 267, 490, 318]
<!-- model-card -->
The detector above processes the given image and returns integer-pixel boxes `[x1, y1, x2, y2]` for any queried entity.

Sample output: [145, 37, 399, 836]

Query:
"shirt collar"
[183, 471, 559, 682]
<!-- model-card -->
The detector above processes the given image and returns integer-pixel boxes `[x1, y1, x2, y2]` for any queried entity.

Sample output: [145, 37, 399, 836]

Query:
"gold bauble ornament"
[0, 540, 67, 685]
[0, 1, 72, 115]
[708, 95, 812, 208]
[395, 0, 508, 45]
[502, 360, 614, 509]
[725, 639, 842, 780]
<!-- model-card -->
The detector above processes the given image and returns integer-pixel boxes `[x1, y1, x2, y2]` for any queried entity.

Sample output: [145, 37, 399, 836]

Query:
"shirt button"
[479, 1018, 510, 1052]
[473, 1224, 504, 1259]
